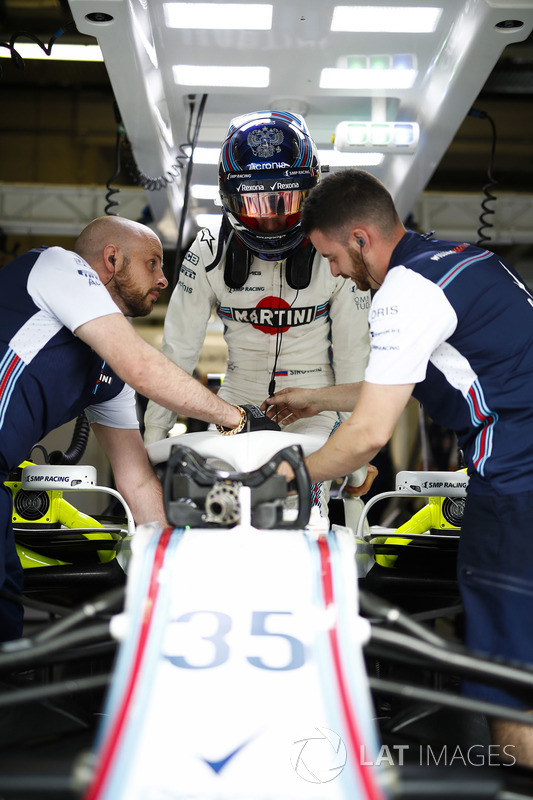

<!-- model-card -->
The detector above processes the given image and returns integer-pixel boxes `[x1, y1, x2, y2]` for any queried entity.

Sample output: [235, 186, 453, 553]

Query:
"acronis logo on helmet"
[248, 162, 290, 170]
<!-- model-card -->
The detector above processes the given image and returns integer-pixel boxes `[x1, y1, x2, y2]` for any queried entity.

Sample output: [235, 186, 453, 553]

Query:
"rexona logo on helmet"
[219, 110, 320, 260]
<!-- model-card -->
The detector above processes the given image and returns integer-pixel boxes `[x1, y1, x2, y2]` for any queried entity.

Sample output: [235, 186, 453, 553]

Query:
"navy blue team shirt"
[0, 247, 135, 481]
[367, 230, 533, 495]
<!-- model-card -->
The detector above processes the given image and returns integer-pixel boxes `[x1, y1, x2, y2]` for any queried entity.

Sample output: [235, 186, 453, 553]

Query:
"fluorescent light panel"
[196, 213, 223, 228]
[0, 43, 103, 62]
[193, 149, 384, 168]
[320, 67, 416, 90]
[334, 121, 419, 153]
[193, 148, 220, 165]
[164, 3, 272, 29]
[318, 150, 384, 167]
[331, 6, 442, 33]
[173, 64, 269, 87]
[341, 53, 416, 70]
[191, 184, 220, 200]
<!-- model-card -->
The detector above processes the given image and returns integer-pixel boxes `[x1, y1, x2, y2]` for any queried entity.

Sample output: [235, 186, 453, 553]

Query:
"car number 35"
[165, 610, 306, 671]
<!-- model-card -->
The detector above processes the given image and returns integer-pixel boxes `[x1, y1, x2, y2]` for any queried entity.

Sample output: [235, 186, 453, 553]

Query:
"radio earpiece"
[105, 255, 117, 285]
[357, 234, 383, 287]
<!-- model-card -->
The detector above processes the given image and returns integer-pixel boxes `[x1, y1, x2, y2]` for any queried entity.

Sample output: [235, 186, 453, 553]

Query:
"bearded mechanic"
[0, 215, 277, 642]
[144, 111, 372, 523]
[267, 168, 533, 766]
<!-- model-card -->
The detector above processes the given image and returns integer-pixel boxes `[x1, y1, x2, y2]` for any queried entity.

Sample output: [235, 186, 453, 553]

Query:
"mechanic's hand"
[262, 387, 320, 425]
[238, 404, 281, 433]
[342, 464, 379, 497]
[276, 459, 296, 491]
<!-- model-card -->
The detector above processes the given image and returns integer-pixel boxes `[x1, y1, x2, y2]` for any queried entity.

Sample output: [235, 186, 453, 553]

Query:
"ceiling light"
[173, 65, 269, 87]
[318, 149, 384, 167]
[191, 184, 220, 200]
[0, 43, 103, 62]
[196, 213, 223, 228]
[193, 148, 222, 165]
[341, 53, 417, 71]
[164, 3, 273, 29]
[320, 67, 416, 90]
[334, 121, 420, 153]
[331, 6, 442, 33]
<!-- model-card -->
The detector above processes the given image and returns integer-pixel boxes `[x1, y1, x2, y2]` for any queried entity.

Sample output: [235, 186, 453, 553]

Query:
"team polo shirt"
[365, 231, 533, 494]
[0, 246, 139, 480]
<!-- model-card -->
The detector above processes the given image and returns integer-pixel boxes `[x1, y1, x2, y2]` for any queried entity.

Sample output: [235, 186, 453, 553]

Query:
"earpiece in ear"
[110, 256, 116, 265]
[357, 237, 365, 247]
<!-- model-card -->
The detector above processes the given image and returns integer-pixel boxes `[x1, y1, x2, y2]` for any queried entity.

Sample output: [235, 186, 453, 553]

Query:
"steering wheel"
[163, 443, 311, 530]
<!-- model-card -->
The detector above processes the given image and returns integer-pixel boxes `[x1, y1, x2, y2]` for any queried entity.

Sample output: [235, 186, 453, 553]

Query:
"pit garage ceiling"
[65, 0, 533, 247]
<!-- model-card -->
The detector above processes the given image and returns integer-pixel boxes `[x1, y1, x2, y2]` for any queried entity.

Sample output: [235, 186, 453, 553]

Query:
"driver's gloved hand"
[238, 404, 281, 433]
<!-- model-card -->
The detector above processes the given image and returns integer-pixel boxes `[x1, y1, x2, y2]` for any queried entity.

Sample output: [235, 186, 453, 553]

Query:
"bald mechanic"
[267, 169, 533, 766]
[0, 216, 277, 641]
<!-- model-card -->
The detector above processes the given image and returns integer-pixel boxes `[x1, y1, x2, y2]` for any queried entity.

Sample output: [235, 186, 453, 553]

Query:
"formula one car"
[0, 430, 533, 799]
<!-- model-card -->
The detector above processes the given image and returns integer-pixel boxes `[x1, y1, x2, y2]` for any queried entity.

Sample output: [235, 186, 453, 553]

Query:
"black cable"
[122, 95, 200, 196]
[104, 104, 124, 216]
[48, 411, 90, 465]
[123, 139, 188, 192]
[469, 107, 498, 248]
[28, 443, 50, 463]
[171, 93, 208, 290]
[0, 24, 76, 79]
[105, 97, 198, 214]
[27, 411, 89, 464]
[103, 92, 208, 286]
[360, 239, 382, 286]
[268, 267, 299, 398]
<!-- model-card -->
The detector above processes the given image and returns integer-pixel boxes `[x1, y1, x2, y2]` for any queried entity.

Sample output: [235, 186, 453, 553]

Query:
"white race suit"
[144, 223, 371, 526]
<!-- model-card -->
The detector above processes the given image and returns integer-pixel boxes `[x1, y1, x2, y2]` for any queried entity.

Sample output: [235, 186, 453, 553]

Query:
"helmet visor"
[223, 189, 309, 228]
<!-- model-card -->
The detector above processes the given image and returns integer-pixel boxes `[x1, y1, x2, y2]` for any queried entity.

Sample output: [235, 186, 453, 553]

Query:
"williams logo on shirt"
[93, 362, 113, 395]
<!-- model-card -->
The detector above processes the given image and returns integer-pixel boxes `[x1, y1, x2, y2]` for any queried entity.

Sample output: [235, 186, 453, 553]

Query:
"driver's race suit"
[144, 222, 371, 519]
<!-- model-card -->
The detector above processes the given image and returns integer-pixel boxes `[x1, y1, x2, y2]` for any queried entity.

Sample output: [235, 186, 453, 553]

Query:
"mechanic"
[144, 110, 372, 524]
[266, 167, 533, 765]
[0, 215, 277, 642]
